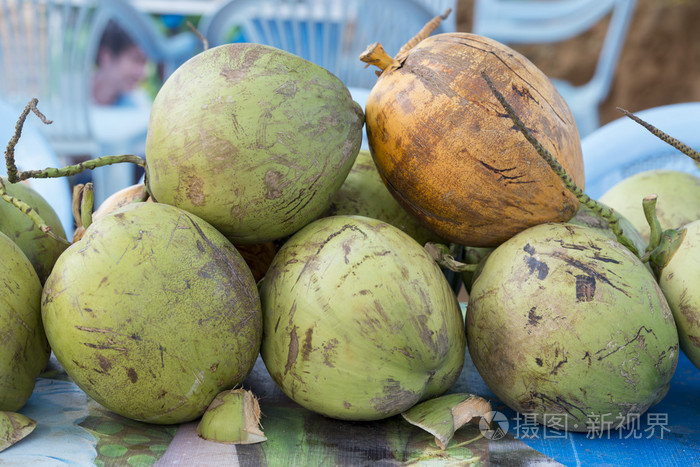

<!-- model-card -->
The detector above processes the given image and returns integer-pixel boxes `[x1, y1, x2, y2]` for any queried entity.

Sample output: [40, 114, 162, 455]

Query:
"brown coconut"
[361, 32, 585, 247]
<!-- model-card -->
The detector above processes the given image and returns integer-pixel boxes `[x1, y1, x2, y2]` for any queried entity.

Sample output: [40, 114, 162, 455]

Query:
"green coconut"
[325, 149, 444, 247]
[599, 170, 700, 242]
[260, 215, 465, 421]
[0, 231, 49, 411]
[0, 178, 68, 283]
[651, 220, 700, 369]
[42, 202, 262, 424]
[145, 43, 364, 244]
[467, 223, 678, 432]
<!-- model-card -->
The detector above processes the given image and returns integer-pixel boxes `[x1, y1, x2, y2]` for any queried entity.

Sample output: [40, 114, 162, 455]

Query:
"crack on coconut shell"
[292, 224, 368, 286]
[511, 82, 539, 105]
[478, 160, 536, 185]
[436, 35, 567, 124]
[594, 326, 656, 361]
[521, 391, 587, 419]
[653, 344, 679, 374]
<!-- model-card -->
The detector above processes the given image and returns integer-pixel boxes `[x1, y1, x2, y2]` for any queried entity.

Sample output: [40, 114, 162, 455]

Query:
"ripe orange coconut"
[360, 29, 585, 247]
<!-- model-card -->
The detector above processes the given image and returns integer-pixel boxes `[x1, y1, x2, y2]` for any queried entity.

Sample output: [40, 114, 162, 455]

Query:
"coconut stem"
[187, 20, 208, 51]
[5, 99, 145, 184]
[482, 72, 641, 258]
[9, 154, 145, 182]
[360, 8, 451, 74]
[618, 107, 700, 164]
[0, 178, 70, 246]
[642, 195, 662, 256]
[81, 183, 94, 230]
[71, 183, 95, 243]
[425, 242, 478, 273]
[359, 42, 401, 74]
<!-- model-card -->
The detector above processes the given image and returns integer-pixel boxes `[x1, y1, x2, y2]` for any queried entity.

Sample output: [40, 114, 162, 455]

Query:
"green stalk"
[80, 183, 94, 231]
[618, 107, 700, 164]
[481, 72, 640, 258]
[8, 155, 146, 183]
[640, 193, 687, 276]
[425, 243, 478, 273]
[642, 195, 663, 255]
[0, 178, 70, 246]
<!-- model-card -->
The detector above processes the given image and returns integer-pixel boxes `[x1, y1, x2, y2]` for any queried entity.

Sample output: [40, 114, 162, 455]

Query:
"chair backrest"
[472, 0, 637, 136]
[0, 0, 198, 158]
[199, 0, 452, 90]
[1, 0, 108, 156]
[474, 0, 635, 92]
[581, 102, 700, 200]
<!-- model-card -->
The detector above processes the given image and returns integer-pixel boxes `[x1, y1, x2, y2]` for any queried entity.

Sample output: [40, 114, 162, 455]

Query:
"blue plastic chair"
[472, 0, 638, 137]
[0, 98, 73, 236]
[198, 0, 452, 91]
[581, 102, 700, 200]
[0, 0, 200, 204]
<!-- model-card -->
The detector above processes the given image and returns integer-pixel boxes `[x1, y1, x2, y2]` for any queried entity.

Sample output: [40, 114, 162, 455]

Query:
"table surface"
[2, 313, 698, 466]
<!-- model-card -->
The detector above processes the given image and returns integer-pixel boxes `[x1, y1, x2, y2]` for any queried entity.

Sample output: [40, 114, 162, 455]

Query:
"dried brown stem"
[395, 8, 451, 63]
[188, 20, 208, 51]
[360, 8, 451, 75]
[360, 42, 401, 74]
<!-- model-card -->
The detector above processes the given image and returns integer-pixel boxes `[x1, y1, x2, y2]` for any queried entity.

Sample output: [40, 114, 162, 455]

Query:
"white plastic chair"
[198, 0, 452, 91]
[0, 0, 200, 204]
[581, 102, 700, 200]
[472, 0, 638, 137]
[0, 98, 73, 236]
